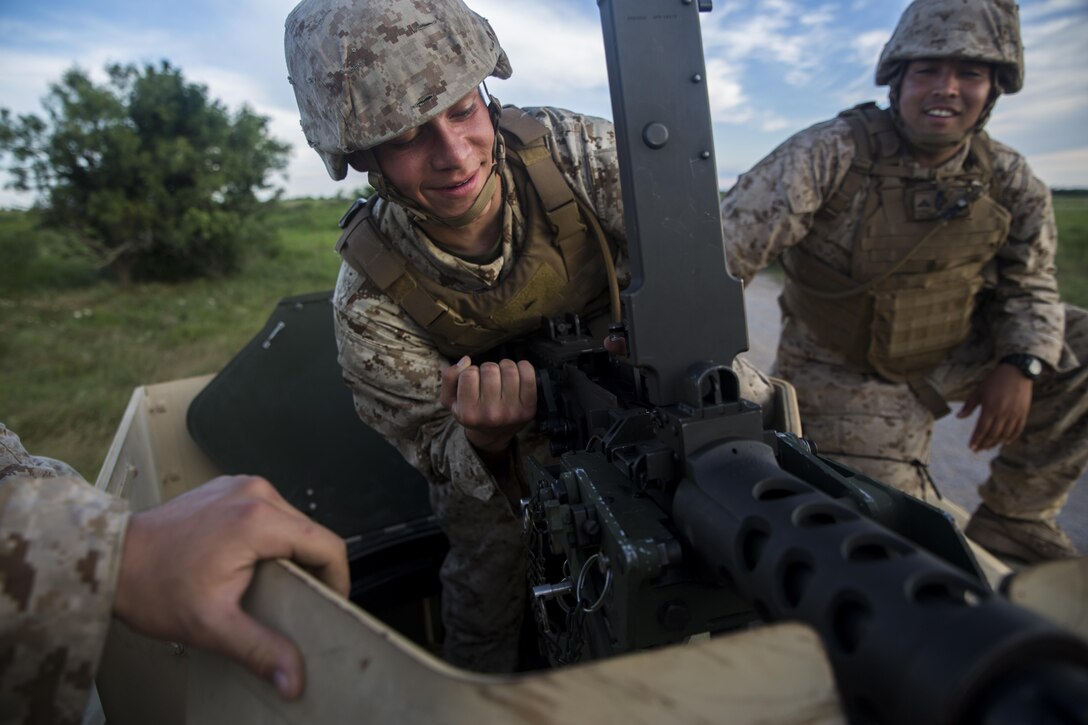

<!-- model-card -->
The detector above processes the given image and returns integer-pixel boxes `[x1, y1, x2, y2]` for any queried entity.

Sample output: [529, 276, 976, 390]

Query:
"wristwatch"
[1000, 353, 1043, 380]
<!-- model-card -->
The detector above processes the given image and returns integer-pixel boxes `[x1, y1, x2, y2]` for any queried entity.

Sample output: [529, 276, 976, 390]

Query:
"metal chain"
[559, 605, 587, 665]
[523, 492, 586, 666]
[525, 496, 567, 663]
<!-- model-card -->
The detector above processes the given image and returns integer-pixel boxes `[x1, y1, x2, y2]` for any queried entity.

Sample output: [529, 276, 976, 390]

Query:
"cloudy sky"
[0, 0, 1085, 209]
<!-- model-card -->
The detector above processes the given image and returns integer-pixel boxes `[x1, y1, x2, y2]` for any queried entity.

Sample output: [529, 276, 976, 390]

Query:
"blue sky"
[0, 0, 1085, 208]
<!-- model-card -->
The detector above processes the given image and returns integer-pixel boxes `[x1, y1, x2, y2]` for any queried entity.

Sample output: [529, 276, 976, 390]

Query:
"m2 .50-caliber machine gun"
[520, 2, 1088, 723]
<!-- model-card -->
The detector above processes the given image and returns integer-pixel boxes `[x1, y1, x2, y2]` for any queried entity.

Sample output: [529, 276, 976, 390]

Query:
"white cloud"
[852, 29, 891, 69]
[799, 5, 836, 28]
[468, 1, 607, 98]
[1019, 0, 1088, 21]
[760, 117, 792, 133]
[0, 48, 75, 115]
[705, 58, 750, 121]
[2, 0, 1086, 205]
[987, 9, 1088, 162]
[1024, 146, 1088, 188]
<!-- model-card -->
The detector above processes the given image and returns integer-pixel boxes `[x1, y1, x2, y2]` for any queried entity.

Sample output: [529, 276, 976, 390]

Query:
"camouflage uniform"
[720, 91, 1086, 547]
[333, 106, 617, 672]
[335, 105, 776, 670]
[288, 0, 775, 670]
[0, 423, 129, 725]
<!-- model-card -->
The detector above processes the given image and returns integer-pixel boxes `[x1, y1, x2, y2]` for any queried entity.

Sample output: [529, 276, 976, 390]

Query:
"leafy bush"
[0, 62, 289, 284]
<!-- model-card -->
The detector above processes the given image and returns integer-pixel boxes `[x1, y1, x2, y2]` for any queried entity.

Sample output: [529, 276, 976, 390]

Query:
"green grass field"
[2, 192, 1086, 480]
[1055, 192, 1088, 305]
[1, 197, 350, 478]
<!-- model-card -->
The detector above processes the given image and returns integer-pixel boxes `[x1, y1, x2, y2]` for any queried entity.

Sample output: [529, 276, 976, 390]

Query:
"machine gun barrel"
[673, 437, 1088, 725]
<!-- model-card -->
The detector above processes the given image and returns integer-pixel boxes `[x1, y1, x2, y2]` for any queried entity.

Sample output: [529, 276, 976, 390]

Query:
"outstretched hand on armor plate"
[113, 474, 350, 700]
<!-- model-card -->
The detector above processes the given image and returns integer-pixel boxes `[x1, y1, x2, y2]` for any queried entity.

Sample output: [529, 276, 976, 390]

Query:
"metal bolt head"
[660, 601, 691, 631]
[643, 122, 669, 149]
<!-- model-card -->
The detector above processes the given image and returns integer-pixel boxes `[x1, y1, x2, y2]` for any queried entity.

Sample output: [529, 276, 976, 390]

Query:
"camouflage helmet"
[285, 0, 512, 181]
[875, 0, 1024, 94]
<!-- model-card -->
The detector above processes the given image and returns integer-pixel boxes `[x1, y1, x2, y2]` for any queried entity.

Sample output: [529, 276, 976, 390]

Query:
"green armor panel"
[186, 292, 433, 541]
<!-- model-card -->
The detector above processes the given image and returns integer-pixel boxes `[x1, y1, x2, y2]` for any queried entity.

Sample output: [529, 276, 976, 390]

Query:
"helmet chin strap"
[367, 93, 506, 229]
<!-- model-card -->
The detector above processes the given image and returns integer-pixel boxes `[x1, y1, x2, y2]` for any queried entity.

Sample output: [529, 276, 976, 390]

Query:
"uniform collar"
[375, 165, 526, 291]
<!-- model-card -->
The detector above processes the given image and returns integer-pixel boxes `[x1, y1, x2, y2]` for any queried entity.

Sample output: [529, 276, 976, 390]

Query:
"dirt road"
[739, 273, 1087, 554]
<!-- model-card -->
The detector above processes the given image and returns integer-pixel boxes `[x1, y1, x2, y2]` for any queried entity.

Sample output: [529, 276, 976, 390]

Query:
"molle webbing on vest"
[498, 107, 587, 251]
[782, 104, 1011, 393]
[501, 107, 622, 324]
[335, 110, 612, 358]
[813, 103, 896, 224]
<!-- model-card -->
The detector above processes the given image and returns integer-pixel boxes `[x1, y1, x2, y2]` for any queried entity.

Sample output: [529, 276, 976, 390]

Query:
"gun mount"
[521, 2, 1088, 724]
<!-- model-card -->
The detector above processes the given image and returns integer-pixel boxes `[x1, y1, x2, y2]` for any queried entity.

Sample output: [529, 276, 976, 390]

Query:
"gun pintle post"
[598, 0, 749, 406]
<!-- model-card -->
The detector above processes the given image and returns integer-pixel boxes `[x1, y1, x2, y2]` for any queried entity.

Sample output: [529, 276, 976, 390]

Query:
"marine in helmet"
[284, 0, 778, 672]
[720, 0, 1087, 563]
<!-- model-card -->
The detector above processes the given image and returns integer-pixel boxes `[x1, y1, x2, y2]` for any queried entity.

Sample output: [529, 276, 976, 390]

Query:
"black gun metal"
[521, 2, 1088, 724]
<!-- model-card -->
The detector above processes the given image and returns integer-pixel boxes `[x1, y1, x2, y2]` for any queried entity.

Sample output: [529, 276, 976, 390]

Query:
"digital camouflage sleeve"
[0, 423, 129, 725]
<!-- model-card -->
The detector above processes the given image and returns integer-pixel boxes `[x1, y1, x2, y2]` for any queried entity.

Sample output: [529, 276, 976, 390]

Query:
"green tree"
[0, 61, 289, 284]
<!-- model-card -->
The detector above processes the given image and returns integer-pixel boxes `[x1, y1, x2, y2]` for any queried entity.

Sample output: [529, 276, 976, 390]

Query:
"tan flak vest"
[781, 103, 1011, 414]
[336, 107, 615, 359]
